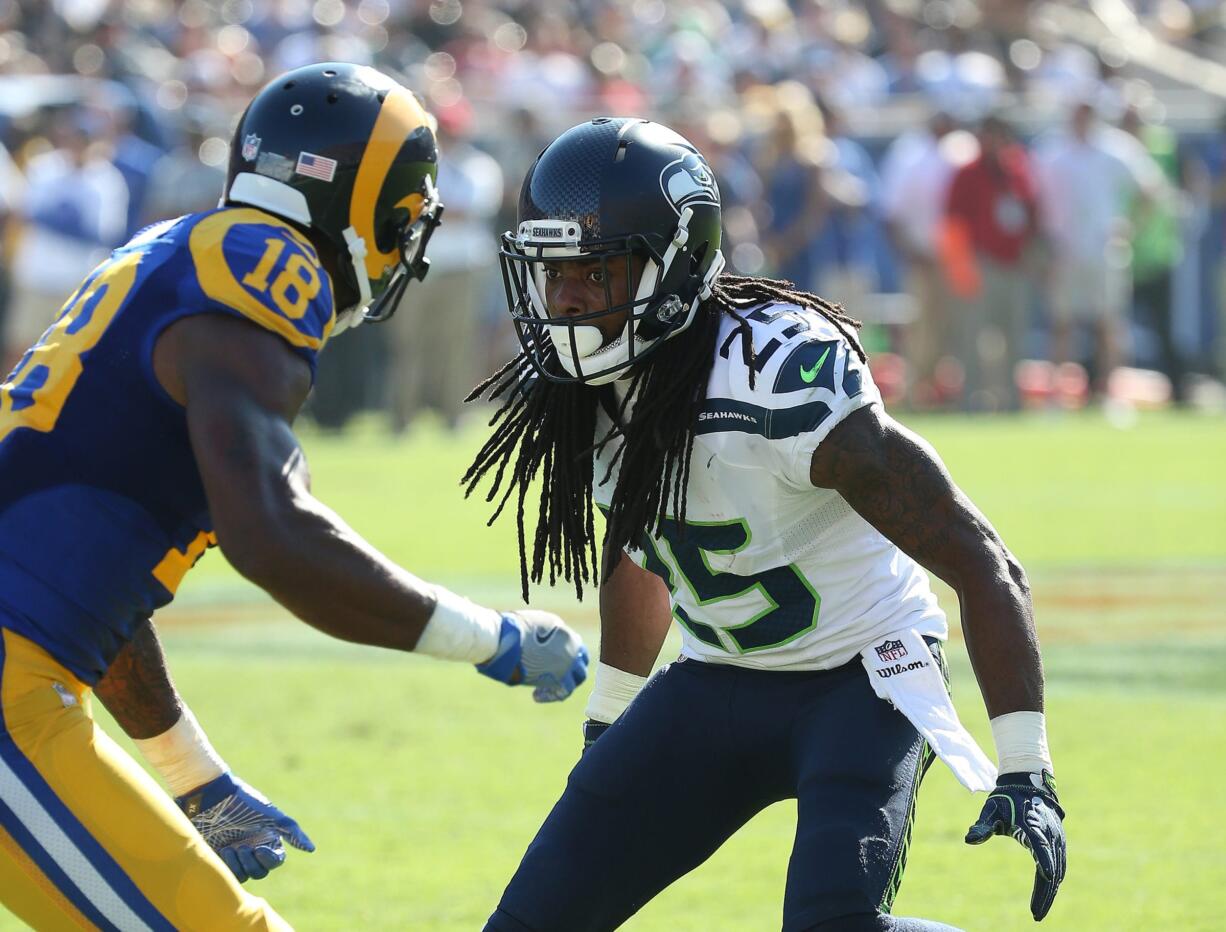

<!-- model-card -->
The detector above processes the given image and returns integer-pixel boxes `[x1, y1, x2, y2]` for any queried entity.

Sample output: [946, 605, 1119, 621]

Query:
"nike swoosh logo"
[534, 627, 558, 645]
[799, 346, 831, 384]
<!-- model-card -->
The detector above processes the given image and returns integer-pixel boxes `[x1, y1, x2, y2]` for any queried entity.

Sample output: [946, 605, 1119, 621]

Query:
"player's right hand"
[476, 610, 589, 702]
[175, 773, 315, 883]
[965, 770, 1067, 921]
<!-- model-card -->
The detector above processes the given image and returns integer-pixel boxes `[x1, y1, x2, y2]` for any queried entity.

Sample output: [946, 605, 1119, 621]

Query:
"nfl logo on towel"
[296, 151, 337, 182]
[874, 639, 908, 662]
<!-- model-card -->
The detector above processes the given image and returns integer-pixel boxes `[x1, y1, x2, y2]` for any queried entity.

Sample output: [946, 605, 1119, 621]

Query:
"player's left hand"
[175, 772, 315, 883]
[476, 610, 589, 702]
[965, 770, 1067, 921]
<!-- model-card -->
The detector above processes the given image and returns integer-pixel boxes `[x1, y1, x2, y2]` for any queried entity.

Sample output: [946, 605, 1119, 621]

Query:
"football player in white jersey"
[466, 118, 1066, 932]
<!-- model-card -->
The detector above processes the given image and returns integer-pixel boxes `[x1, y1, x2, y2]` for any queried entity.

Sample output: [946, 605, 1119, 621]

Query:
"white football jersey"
[593, 302, 947, 671]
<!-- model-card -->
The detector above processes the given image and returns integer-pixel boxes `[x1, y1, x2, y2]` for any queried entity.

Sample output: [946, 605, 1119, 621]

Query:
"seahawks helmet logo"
[659, 151, 719, 214]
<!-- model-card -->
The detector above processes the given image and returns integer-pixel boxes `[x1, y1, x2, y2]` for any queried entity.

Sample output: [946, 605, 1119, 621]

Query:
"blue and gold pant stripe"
[0, 818, 97, 929]
[0, 628, 293, 931]
[0, 789, 115, 927]
[0, 632, 175, 931]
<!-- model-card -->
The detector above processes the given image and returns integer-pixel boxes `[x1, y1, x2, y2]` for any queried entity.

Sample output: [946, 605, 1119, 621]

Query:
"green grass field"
[88, 410, 1226, 932]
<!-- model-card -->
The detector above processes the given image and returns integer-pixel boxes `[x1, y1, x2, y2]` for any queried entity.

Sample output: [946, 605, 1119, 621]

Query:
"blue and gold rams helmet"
[225, 62, 443, 331]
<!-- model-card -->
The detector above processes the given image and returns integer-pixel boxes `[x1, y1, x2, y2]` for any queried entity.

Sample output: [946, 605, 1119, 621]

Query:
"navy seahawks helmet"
[501, 118, 725, 385]
[225, 62, 443, 332]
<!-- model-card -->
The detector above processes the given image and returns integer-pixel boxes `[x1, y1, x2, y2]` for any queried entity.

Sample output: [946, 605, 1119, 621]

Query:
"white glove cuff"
[415, 586, 503, 664]
[132, 705, 228, 796]
[584, 661, 648, 724]
[990, 710, 1053, 775]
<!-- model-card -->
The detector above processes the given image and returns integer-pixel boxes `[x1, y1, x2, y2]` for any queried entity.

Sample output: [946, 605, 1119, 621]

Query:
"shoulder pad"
[188, 208, 335, 351]
[720, 303, 859, 400]
[701, 301, 879, 486]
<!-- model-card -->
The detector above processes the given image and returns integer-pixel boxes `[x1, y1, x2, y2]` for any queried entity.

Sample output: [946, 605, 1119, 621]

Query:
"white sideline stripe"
[0, 752, 155, 932]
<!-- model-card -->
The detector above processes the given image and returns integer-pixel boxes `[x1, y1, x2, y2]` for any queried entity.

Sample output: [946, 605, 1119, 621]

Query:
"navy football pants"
[486, 650, 942, 931]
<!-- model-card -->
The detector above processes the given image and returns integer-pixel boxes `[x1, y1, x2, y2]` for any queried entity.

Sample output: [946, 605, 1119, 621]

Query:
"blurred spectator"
[0, 138, 22, 328]
[1034, 99, 1163, 398]
[495, 10, 593, 114]
[814, 97, 884, 305]
[880, 110, 966, 407]
[676, 109, 764, 276]
[802, 13, 889, 112]
[1200, 111, 1226, 378]
[0, 145, 25, 208]
[387, 99, 502, 432]
[753, 89, 829, 291]
[1031, 43, 1103, 104]
[309, 319, 388, 432]
[488, 106, 551, 246]
[141, 116, 227, 224]
[5, 110, 127, 370]
[0, 0, 1220, 421]
[0, 141, 22, 366]
[654, 31, 734, 115]
[1122, 105, 1190, 403]
[102, 101, 165, 238]
[942, 114, 1042, 411]
[878, 15, 926, 95]
[915, 42, 1007, 123]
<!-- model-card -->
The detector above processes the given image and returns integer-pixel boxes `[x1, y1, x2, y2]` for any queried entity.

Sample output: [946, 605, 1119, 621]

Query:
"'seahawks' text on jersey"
[0, 207, 335, 683]
[595, 302, 946, 671]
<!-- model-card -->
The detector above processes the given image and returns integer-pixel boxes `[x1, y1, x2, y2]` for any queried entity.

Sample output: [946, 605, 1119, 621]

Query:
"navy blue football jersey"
[0, 206, 334, 682]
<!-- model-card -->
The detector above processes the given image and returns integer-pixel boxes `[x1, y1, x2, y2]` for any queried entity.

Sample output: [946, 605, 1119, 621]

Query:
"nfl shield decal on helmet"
[241, 133, 261, 161]
[875, 639, 908, 662]
[659, 151, 719, 213]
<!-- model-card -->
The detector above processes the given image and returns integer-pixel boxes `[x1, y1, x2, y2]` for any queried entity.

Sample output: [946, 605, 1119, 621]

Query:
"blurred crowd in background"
[2, 0, 1225, 427]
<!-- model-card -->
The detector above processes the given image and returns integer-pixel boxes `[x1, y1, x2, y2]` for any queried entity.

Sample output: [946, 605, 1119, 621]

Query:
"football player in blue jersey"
[0, 63, 587, 931]
[466, 119, 1066, 931]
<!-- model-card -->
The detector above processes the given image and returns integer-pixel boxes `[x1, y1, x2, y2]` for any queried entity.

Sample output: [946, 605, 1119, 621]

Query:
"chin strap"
[698, 248, 726, 301]
[328, 227, 373, 336]
[342, 226, 372, 298]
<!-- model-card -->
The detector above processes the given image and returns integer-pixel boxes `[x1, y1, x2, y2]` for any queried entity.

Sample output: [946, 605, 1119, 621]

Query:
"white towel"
[860, 628, 996, 793]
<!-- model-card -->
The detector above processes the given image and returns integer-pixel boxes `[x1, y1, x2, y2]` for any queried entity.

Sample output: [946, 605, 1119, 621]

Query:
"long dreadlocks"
[461, 275, 867, 602]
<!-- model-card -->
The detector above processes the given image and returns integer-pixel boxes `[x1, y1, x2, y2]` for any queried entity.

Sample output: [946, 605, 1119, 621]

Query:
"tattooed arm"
[94, 617, 183, 739]
[96, 617, 228, 790]
[96, 617, 315, 879]
[809, 404, 1043, 717]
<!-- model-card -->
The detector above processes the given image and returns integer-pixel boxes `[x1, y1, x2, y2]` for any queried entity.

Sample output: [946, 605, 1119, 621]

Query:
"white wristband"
[584, 661, 648, 724]
[990, 710, 1053, 775]
[414, 586, 503, 664]
[132, 705, 228, 797]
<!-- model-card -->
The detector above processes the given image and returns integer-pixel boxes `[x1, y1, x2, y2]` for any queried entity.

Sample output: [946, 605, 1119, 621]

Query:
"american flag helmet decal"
[295, 151, 337, 182]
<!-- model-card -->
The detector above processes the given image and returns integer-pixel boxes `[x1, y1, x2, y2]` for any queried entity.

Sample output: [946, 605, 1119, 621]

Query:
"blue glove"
[965, 770, 1067, 921]
[476, 610, 589, 702]
[175, 773, 315, 883]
